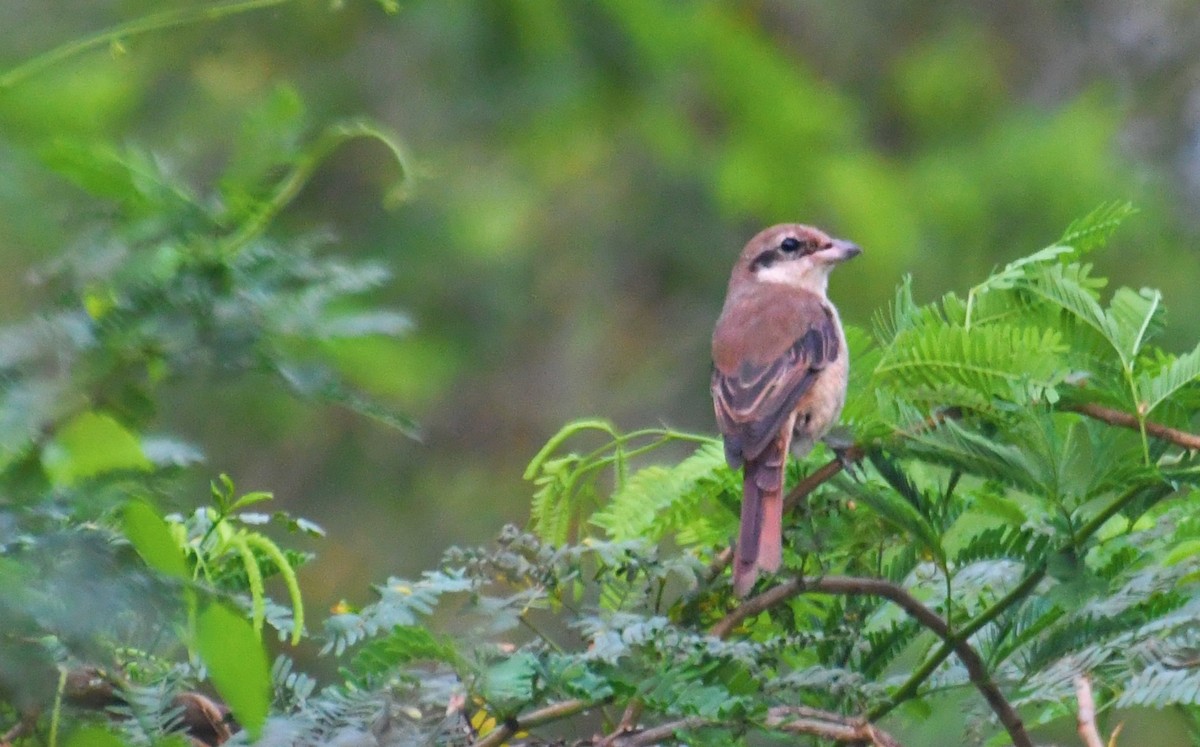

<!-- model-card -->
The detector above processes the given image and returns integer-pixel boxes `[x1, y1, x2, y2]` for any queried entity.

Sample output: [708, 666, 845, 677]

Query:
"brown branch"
[469, 698, 594, 747]
[783, 447, 864, 512]
[766, 705, 903, 747]
[603, 716, 707, 746]
[596, 700, 645, 747]
[710, 575, 1031, 747]
[602, 706, 903, 747]
[1075, 675, 1105, 747]
[1064, 401, 1200, 450]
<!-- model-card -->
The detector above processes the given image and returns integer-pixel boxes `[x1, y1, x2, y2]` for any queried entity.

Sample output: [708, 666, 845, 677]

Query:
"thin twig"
[597, 700, 645, 746]
[710, 575, 1031, 747]
[0, 0, 294, 89]
[1075, 675, 1105, 747]
[782, 447, 864, 512]
[1065, 401, 1200, 450]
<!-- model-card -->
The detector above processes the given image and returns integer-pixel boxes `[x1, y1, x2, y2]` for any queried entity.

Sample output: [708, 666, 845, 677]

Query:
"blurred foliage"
[2, 3, 1200, 601]
[0, 1, 1199, 745]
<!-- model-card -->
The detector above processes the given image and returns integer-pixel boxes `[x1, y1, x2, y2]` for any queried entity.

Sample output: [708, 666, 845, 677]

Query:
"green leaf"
[196, 603, 270, 739]
[41, 411, 153, 486]
[975, 243, 1076, 295]
[122, 500, 188, 579]
[529, 454, 585, 545]
[1021, 263, 1112, 349]
[905, 418, 1049, 496]
[591, 442, 727, 543]
[1057, 201, 1138, 253]
[875, 323, 1065, 407]
[38, 139, 201, 216]
[1138, 341, 1200, 415]
[352, 624, 460, 680]
[219, 84, 308, 221]
[278, 364, 421, 440]
[231, 490, 274, 512]
[833, 474, 944, 563]
[1106, 287, 1163, 364]
[478, 652, 538, 714]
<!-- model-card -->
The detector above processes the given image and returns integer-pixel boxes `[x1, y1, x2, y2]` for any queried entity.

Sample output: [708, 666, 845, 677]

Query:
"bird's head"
[732, 224, 862, 295]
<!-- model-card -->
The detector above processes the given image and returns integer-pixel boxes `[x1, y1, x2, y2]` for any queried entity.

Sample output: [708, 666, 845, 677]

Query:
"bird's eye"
[780, 237, 802, 253]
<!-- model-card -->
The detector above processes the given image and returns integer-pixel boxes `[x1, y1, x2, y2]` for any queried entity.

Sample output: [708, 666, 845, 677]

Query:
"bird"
[711, 224, 861, 597]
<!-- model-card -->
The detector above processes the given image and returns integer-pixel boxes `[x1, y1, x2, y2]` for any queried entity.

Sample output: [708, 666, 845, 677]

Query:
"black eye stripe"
[751, 249, 777, 269]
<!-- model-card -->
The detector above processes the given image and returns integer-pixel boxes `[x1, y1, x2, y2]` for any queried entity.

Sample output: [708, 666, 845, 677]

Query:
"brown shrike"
[711, 224, 861, 596]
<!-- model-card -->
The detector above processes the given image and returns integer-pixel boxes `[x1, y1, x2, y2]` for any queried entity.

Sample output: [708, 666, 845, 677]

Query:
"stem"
[48, 668, 67, 747]
[0, 0, 295, 89]
[217, 120, 409, 258]
[1122, 366, 1152, 465]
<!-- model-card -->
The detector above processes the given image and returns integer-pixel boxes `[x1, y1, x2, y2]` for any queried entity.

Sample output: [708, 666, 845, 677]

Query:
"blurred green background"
[1, 2, 1199, 739]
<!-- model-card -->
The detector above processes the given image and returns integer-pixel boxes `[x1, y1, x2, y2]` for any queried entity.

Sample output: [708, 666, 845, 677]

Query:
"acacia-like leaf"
[1106, 287, 1163, 364]
[591, 442, 727, 543]
[1057, 201, 1138, 253]
[1137, 340, 1200, 416]
[875, 323, 1065, 407]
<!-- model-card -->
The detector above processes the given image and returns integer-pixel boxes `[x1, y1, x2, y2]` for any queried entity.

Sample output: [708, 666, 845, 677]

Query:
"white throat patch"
[754, 261, 830, 294]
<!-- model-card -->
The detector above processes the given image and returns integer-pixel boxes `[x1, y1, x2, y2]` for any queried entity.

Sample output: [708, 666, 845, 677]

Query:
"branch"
[710, 575, 1032, 747]
[470, 698, 594, 747]
[1075, 675, 1105, 747]
[0, 0, 295, 89]
[596, 700, 645, 747]
[1064, 401, 1200, 450]
[602, 706, 902, 746]
[604, 716, 707, 746]
[766, 705, 903, 747]
[782, 446, 865, 512]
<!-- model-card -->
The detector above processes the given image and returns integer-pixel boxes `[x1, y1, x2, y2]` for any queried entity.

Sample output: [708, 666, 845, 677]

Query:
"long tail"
[732, 449, 785, 597]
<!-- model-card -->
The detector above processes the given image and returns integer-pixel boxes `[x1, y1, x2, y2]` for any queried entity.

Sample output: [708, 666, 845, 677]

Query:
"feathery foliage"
[2, 10, 1200, 744]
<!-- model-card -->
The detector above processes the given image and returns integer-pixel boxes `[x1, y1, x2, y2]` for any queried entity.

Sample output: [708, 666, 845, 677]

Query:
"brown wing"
[711, 294, 839, 468]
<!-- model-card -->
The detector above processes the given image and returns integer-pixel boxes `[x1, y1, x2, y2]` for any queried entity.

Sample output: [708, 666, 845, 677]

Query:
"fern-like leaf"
[833, 474, 944, 563]
[352, 625, 460, 683]
[529, 455, 585, 545]
[1137, 340, 1200, 416]
[591, 442, 729, 544]
[875, 323, 1065, 408]
[904, 419, 1049, 496]
[1118, 665, 1200, 708]
[1057, 201, 1138, 253]
[1106, 287, 1164, 364]
[1021, 263, 1113, 350]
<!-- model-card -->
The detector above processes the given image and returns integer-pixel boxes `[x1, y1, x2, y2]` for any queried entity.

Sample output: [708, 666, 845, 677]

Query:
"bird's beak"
[818, 238, 863, 264]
